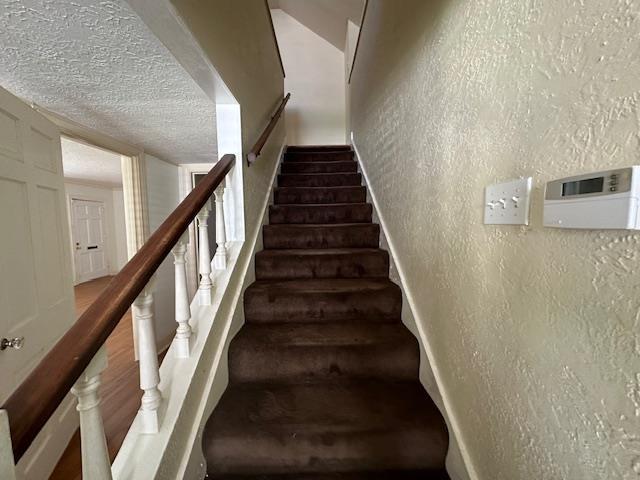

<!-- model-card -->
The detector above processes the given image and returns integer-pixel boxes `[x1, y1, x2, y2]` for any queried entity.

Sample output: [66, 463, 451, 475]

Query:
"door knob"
[1, 337, 24, 351]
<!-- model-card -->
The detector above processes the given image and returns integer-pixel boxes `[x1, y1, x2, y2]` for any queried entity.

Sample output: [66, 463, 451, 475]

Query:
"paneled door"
[71, 199, 109, 283]
[0, 86, 76, 407]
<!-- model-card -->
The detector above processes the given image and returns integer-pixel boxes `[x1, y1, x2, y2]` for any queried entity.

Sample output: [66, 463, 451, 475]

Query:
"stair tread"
[246, 277, 398, 294]
[274, 186, 367, 205]
[269, 203, 372, 225]
[210, 472, 450, 480]
[205, 381, 448, 475]
[256, 248, 384, 256]
[287, 145, 352, 151]
[264, 222, 378, 228]
[232, 321, 415, 348]
[278, 173, 361, 188]
[207, 380, 445, 433]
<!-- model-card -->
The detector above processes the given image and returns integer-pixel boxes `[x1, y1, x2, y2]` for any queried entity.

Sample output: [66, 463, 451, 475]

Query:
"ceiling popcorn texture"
[61, 137, 123, 187]
[0, 0, 217, 164]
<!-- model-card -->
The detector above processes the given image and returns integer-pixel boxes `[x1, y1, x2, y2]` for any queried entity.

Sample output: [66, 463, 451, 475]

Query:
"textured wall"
[171, 0, 285, 249]
[349, 1, 640, 479]
[272, 9, 346, 145]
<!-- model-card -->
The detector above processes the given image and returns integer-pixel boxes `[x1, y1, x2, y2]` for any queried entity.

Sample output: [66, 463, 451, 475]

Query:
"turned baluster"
[70, 346, 112, 480]
[197, 203, 213, 305]
[172, 235, 192, 358]
[133, 286, 161, 433]
[213, 180, 228, 270]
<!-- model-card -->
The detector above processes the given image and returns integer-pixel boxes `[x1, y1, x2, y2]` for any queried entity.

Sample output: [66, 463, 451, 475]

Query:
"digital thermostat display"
[544, 166, 640, 230]
[562, 177, 604, 196]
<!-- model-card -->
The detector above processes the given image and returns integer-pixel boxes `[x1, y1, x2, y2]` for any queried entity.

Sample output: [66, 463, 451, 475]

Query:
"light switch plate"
[484, 177, 533, 225]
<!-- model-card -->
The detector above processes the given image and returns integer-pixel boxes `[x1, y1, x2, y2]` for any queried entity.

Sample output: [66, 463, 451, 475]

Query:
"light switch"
[484, 177, 533, 225]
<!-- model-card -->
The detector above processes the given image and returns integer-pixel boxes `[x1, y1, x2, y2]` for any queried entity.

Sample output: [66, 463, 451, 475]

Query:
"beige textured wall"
[350, 1, 640, 479]
[171, 0, 285, 240]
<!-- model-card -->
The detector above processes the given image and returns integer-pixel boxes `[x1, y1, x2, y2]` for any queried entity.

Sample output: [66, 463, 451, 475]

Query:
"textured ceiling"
[0, 0, 217, 164]
[269, 0, 365, 51]
[62, 137, 123, 187]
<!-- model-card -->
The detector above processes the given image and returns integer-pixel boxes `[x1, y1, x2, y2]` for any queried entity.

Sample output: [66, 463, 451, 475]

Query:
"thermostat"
[543, 166, 640, 229]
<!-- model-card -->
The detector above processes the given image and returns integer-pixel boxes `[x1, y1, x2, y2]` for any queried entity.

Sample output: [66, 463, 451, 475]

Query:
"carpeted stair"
[203, 145, 449, 479]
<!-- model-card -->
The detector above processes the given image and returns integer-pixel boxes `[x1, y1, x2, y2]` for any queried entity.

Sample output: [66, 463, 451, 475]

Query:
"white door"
[0, 86, 76, 405]
[71, 198, 109, 283]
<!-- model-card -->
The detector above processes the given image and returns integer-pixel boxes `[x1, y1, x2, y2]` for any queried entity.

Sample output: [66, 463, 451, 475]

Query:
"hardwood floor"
[50, 276, 141, 480]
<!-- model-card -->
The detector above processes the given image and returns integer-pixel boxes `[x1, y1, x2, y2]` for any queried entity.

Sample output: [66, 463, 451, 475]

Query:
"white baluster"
[0, 410, 17, 480]
[133, 285, 161, 433]
[197, 203, 213, 305]
[213, 181, 228, 270]
[70, 346, 112, 480]
[172, 235, 192, 358]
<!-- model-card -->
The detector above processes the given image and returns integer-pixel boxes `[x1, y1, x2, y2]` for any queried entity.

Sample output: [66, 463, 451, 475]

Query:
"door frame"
[34, 105, 150, 261]
[36, 106, 150, 359]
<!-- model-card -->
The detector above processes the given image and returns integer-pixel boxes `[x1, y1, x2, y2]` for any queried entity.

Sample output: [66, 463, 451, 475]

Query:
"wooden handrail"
[247, 93, 290, 166]
[1, 154, 236, 461]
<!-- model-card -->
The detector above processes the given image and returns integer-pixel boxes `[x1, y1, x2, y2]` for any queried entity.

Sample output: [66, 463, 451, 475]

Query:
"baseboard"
[350, 136, 479, 480]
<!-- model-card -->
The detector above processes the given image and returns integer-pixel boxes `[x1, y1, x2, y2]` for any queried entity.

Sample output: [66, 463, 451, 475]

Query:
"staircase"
[203, 145, 449, 479]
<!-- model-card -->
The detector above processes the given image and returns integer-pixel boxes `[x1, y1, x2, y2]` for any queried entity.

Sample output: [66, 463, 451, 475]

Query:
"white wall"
[145, 154, 180, 346]
[271, 8, 346, 145]
[349, 1, 640, 479]
[64, 181, 128, 283]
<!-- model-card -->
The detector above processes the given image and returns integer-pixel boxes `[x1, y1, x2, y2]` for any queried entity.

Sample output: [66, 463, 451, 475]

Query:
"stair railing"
[247, 92, 291, 166]
[0, 154, 235, 480]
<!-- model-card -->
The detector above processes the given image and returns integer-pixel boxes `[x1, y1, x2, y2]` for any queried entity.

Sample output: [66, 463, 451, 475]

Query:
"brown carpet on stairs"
[203, 146, 449, 479]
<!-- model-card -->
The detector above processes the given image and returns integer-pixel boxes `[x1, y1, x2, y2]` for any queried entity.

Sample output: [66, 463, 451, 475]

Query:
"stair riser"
[263, 225, 380, 249]
[244, 286, 401, 323]
[284, 151, 354, 162]
[281, 162, 358, 174]
[229, 344, 419, 384]
[279, 174, 361, 188]
[255, 252, 389, 280]
[269, 204, 372, 224]
[274, 187, 366, 205]
[207, 428, 444, 476]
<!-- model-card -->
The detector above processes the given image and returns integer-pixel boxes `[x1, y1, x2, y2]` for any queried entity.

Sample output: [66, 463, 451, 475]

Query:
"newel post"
[133, 281, 161, 433]
[172, 234, 192, 358]
[196, 202, 213, 305]
[70, 346, 112, 480]
[213, 180, 228, 270]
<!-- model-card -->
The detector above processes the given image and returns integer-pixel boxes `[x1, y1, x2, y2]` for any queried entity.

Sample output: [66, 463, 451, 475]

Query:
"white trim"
[351, 134, 480, 480]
